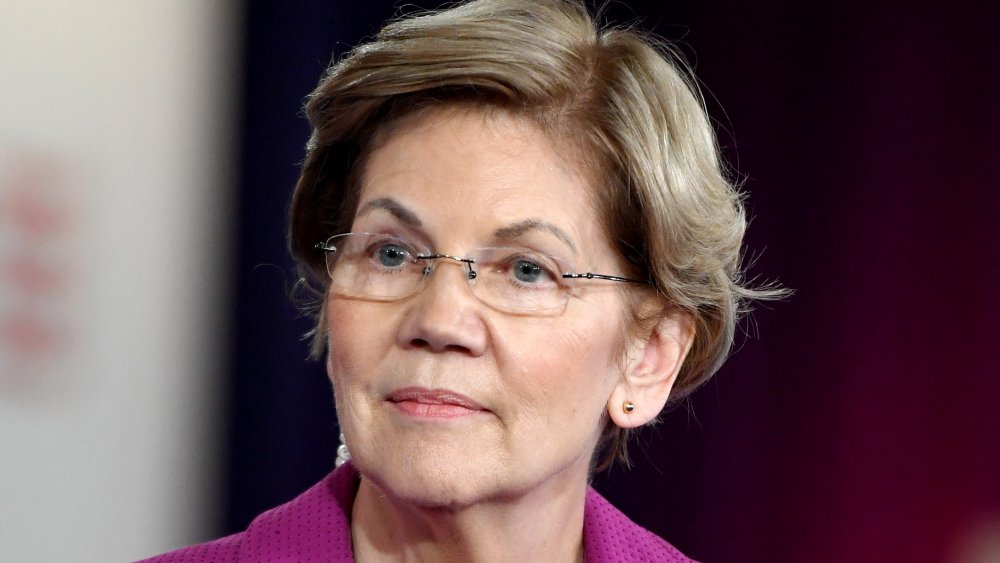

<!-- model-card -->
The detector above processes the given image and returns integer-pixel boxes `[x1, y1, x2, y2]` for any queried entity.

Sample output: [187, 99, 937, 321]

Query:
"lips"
[389, 387, 487, 418]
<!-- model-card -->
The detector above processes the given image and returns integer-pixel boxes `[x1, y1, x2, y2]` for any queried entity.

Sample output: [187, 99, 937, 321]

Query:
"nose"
[396, 258, 488, 355]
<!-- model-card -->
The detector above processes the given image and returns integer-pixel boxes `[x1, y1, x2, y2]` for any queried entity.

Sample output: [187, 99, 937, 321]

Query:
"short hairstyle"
[288, 0, 783, 469]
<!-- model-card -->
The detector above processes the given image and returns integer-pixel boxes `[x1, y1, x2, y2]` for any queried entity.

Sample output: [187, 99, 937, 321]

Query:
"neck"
[350, 472, 588, 563]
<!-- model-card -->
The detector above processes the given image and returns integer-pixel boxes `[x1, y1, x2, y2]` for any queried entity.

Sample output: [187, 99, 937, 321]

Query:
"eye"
[374, 243, 411, 268]
[512, 259, 546, 283]
[496, 252, 561, 288]
[358, 234, 419, 270]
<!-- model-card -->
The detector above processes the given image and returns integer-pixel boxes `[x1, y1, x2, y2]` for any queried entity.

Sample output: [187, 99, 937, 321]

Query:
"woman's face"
[326, 107, 632, 508]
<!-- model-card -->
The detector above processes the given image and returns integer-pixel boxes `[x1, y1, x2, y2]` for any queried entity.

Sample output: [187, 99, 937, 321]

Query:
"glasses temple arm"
[561, 272, 647, 284]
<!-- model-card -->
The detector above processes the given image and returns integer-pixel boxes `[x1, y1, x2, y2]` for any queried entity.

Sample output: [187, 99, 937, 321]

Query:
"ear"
[607, 309, 695, 429]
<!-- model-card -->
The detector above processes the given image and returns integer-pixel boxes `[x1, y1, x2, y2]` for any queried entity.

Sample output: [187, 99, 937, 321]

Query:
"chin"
[355, 444, 511, 509]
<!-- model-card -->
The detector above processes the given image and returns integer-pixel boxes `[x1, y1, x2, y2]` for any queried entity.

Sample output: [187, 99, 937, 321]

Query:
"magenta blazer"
[140, 462, 695, 562]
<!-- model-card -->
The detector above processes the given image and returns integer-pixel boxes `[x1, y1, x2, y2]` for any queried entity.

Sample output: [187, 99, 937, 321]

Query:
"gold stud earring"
[623, 401, 635, 414]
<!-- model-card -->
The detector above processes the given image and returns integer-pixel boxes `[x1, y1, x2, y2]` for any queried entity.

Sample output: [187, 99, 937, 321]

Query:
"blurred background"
[1, 1, 997, 561]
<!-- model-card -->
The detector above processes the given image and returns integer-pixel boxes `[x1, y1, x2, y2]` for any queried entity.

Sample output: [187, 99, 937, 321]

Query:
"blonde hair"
[289, 0, 783, 469]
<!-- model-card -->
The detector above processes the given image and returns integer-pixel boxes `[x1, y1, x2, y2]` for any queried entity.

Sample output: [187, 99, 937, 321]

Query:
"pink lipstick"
[389, 387, 486, 418]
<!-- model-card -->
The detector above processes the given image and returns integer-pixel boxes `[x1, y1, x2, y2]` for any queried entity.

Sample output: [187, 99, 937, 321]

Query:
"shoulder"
[583, 487, 697, 563]
[135, 532, 243, 563]
[136, 463, 359, 562]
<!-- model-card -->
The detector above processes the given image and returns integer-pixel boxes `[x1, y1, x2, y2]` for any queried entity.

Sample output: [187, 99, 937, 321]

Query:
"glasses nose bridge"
[408, 252, 484, 307]
[417, 253, 478, 280]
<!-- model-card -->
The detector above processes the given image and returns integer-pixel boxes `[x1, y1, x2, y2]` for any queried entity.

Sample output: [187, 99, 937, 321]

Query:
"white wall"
[0, 1, 238, 560]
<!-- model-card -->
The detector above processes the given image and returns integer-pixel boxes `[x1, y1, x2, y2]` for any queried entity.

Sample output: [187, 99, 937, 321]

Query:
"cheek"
[500, 318, 622, 416]
[325, 301, 386, 387]
[325, 304, 354, 381]
[325, 301, 396, 444]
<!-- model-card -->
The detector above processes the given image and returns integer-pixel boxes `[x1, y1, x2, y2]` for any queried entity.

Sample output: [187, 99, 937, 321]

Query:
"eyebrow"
[494, 219, 577, 253]
[356, 197, 422, 226]
[356, 199, 576, 253]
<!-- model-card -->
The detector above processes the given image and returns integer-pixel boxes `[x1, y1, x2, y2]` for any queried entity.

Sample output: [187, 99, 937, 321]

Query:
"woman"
[145, 0, 780, 561]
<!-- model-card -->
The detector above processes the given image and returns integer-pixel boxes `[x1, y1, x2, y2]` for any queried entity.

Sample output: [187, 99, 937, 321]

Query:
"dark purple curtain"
[230, 2, 1000, 561]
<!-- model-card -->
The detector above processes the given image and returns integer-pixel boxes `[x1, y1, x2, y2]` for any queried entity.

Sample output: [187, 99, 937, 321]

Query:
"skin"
[325, 107, 692, 562]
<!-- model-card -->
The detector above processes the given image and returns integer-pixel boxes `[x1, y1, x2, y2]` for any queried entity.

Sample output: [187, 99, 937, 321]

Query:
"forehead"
[355, 107, 606, 249]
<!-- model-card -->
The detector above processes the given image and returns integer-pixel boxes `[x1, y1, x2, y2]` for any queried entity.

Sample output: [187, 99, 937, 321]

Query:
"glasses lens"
[325, 233, 426, 301]
[470, 247, 570, 314]
[319, 235, 573, 314]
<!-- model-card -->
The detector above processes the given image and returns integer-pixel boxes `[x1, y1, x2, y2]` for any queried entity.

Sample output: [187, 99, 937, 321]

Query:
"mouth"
[388, 386, 488, 419]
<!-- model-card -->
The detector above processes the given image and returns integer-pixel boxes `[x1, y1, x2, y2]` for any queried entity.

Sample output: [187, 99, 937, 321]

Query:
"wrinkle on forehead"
[358, 105, 614, 264]
[356, 197, 422, 226]
[493, 219, 577, 254]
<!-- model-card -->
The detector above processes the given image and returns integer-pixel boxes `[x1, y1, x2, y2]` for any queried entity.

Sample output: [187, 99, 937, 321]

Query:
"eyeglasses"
[314, 232, 646, 315]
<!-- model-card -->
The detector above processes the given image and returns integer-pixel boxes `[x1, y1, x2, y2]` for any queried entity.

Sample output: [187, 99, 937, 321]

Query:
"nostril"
[407, 337, 472, 354]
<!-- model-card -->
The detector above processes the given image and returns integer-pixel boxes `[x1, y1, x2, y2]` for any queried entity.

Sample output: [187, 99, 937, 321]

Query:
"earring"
[623, 401, 635, 414]
[335, 431, 351, 467]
